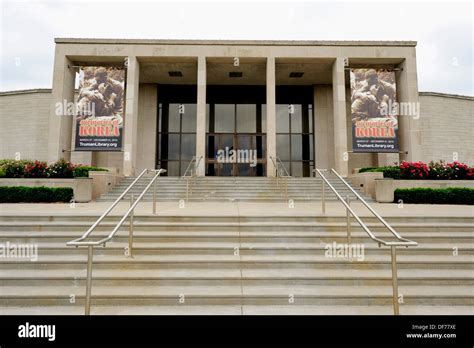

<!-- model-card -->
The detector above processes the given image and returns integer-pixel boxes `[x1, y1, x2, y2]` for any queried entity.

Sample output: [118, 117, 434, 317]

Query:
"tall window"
[157, 103, 197, 176]
[275, 104, 314, 177]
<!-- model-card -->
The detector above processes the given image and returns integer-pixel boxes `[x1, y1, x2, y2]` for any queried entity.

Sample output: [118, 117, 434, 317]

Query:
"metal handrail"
[314, 169, 417, 247]
[330, 169, 416, 244]
[270, 155, 290, 177]
[182, 156, 203, 201]
[269, 156, 290, 199]
[314, 168, 418, 315]
[67, 168, 148, 244]
[66, 168, 166, 315]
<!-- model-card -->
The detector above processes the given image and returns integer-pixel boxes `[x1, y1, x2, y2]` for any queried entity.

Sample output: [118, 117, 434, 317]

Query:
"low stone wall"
[0, 178, 92, 203]
[348, 172, 384, 198]
[375, 179, 474, 203]
[88, 171, 123, 199]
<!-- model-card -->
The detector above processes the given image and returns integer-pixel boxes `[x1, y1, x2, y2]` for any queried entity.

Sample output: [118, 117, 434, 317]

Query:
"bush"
[382, 167, 401, 179]
[0, 159, 108, 178]
[400, 161, 429, 179]
[0, 160, 34, 178]
[48, 159, 76, 178]
[0, 186, 74, 203]
[23, 161, 48, 178]
[394, 187, 474, 205]
[361, 161, 473, 180]
[73, 166, 108, 178]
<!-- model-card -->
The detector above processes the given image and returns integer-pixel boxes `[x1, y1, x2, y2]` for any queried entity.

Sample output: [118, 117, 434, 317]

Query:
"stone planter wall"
[348, 172, 384, 199]
[88, 171, 124, 199]
[375, 179, 474, 203]
[0, 178, 93, 203]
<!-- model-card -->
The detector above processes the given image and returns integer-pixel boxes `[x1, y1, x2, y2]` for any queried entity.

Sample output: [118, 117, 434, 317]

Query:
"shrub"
[0, 160, 34, 178]
[0, 186, 74, 203]
[48, 159, 76, 178]
[73, 166, 108, 178]
[382, 167, 401, 179]
[394, 187, 474, 205]
[399, 161, 429, 179]
[23, 161, 48, 178]
[358, 167, 378, 173]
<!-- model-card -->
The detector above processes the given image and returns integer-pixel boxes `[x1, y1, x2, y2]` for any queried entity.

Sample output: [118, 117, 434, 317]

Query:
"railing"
[182, 156, 203, 202]
[314, 168, 418, 315]
[66, 168, 166, 315]
[269, 156, 290, 199]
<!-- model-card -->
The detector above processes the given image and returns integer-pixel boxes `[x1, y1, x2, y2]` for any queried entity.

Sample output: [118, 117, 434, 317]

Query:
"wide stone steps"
[97, 176, 371, 202]
[1, 213, 473, 314]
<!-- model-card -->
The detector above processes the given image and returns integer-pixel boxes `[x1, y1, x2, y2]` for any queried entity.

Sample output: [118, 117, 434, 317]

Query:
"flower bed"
[358, 161, 473, 180]
[0, 159, 107, 178]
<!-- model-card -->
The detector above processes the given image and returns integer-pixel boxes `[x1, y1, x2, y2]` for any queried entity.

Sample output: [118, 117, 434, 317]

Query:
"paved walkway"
[0, 201, 472, 217]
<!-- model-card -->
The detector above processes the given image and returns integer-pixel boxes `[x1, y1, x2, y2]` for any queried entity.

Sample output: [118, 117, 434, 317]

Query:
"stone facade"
[0, 39, 472, 175]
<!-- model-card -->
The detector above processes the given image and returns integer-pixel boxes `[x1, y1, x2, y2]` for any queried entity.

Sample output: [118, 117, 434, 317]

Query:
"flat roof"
[55, 38, 417, 47]
[2, 89, 472, 100]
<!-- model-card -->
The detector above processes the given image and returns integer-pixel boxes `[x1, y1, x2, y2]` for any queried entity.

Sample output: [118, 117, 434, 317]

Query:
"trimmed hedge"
[0, 186, 73, 203]
[394, 187, 474, 205]
[358, 166, 401, 179]
[73, 166, 108, 178]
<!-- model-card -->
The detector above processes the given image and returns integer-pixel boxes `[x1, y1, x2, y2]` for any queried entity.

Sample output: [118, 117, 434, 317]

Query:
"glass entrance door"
[206, 103, 266, 176]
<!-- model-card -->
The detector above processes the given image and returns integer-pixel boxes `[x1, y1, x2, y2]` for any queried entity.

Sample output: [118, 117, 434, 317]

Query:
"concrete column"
[47, 51, 75, 163]
[313, 85, 335, 170]
[332, 58, 349, 176]
[377, 153, 400, 167]
[123, 56, 140, 176]
[266, 57, 276, 177]
[397, 57, 422, 162]
[136, 84, 158, 172]
[195, 56, 207, 176]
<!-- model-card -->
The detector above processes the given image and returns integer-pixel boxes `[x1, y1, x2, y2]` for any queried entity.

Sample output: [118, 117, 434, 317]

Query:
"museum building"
[0, 39, 472, 177]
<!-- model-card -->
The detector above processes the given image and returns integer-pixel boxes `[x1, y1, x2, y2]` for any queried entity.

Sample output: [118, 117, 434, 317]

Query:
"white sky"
[0, 0, 472, 95]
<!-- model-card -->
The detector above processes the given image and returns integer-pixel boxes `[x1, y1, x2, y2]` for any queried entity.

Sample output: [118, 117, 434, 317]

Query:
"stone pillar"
[313, 85, 335, 170]
[397, 57, 421, 162]
[195, 56, 207, 176]
[136, 84, 158, 172]
[123, 56, 140, 176]
[332, 58, 349, 176]
[377, 153, 400, 167]
[47, 52, 75, 163]
[266, 57, 276, 177]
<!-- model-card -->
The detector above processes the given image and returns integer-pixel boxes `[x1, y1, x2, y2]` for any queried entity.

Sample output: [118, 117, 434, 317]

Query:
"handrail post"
[85, 245, 93, 315]
[391, 245, 400, 315]
[152, 178, 157, 215]
[186, 178, 189, 202]
[321, 178, 326, 215]
[129, 194, 134, 258]
[346, 195, 351, 244]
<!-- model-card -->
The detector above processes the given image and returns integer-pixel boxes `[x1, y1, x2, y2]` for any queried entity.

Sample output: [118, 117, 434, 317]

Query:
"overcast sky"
[0, 0, 472, 95]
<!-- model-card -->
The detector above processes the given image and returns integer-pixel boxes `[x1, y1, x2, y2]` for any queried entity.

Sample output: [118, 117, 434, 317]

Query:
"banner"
[350, 69, 399, 153]
[74, 67, 125, 151]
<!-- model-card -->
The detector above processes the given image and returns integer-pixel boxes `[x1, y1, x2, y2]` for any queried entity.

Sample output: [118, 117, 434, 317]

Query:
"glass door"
[206, 103, 266, 176]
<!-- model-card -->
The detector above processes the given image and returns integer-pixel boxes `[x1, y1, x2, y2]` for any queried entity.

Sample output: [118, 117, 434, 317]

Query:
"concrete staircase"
[0, 213, 472, 315]
[97, 176, 372, 202]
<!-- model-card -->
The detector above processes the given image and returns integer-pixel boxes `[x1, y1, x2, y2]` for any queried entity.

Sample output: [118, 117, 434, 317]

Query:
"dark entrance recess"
[156, 85, 314, 176]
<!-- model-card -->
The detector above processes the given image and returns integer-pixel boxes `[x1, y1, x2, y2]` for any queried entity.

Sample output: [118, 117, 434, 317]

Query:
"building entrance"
[156, 85, 314, 177]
